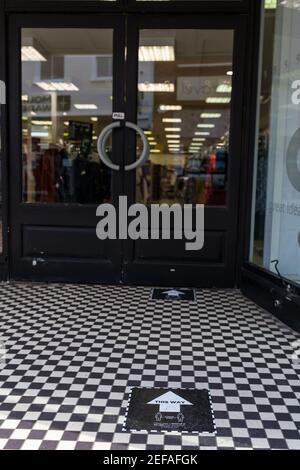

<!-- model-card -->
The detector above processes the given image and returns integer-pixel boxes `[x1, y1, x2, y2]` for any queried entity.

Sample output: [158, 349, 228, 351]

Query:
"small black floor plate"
[124, 388, 216, 434]
[152, 288, 195, 301]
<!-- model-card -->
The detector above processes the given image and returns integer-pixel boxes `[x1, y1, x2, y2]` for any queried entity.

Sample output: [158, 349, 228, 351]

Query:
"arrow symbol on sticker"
[147, 391, 193, 413]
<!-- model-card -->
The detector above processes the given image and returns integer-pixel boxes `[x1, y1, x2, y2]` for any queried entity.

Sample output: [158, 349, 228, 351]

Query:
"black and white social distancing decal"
[151, 288, 195, 301]
[123, 388, 216, 434]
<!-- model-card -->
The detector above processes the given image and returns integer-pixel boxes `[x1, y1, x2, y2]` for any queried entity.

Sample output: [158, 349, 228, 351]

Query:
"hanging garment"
[40, 149, 56, 203]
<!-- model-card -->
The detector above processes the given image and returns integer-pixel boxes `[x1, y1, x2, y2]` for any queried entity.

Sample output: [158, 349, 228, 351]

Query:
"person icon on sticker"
[177, 412, 184, 423]
[155, 412, 162, 422]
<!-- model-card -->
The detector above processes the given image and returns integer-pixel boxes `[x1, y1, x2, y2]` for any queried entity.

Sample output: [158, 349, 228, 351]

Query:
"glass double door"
[9, 13, 246, 286]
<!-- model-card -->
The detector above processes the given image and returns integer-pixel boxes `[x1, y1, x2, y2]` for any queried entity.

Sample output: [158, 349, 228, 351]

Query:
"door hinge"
[7, 226, 10, 234]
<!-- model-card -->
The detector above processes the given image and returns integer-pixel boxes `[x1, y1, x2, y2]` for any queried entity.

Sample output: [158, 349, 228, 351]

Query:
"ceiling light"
[265, 0, 277, 9]
[149, 142, 157, 146]
[166, 135, 180, 139]
[227, 71, 233, 76]
[31, 120, 52, 126]
[167, 140, 180, 144]
[144, 130, 152, 135]
[74, 104, 98, 110]
[201, 113, 221, 118]
[138, 83, 175, 92]
[139, 46, 175, 62]
[159, 105, 182, 111]
[216, 83, 232, 93]
[91, 117, 98, 122]
[192, 138, 206, 142]
[36, 82, 79, 91]
[162, 118, 182, 123]
[31, 131, 49, 138]
[22, 46, 47, 62]
[147, 137, 155, 141]
[195, 132, 210, 136]
[150, 149, 161, 153]
[206, 97, 231, 104]
[177, 62, 232, 69]
[197, 124, 215, 128]
[165, 128, 181, 132]
[22, 95, 28, 102]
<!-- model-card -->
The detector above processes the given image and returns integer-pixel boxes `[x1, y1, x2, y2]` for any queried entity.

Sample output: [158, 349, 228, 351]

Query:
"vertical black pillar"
[0, 0, 8, 279]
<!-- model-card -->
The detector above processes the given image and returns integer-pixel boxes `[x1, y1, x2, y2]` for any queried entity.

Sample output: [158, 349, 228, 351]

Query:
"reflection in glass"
[22, 29, 113, 204]
[251, 3, 300, 286]
[136, 29, 233, 207]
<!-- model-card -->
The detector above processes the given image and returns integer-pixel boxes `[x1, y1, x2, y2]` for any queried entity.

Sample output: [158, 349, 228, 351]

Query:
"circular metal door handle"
[97, 122, 121, 171]
[124, 122, 150, 171]
[97, 121, 150, 171]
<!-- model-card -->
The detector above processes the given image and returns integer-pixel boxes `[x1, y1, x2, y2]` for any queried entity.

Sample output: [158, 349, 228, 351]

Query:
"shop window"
[0, 107, 3, 254]
[93, 56, 113, 81]
[136, 29, 233, 207]
[250, 1, 300, 286]
[41, 56, 65, 81]
[21, 28, 114, 205]
[0, 79, 4, 254]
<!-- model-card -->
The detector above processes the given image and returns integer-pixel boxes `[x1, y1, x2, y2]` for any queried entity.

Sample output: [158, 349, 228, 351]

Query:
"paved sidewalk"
[0, 283, 299, 450]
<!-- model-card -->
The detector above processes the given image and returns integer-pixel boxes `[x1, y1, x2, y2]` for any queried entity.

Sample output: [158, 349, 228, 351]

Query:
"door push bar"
[97, 121, 150, 171]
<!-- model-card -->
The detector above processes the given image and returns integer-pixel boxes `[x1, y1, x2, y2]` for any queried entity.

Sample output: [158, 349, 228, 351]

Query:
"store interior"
[21, 28, 233, 208]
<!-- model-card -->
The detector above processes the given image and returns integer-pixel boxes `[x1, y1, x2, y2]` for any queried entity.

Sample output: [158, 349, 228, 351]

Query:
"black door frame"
[4, 1, 252, 15]
[123, 13, 247, 287]
[8, 13, 126, 283]
[0, 0, 271, 292]
[0, 0, 8, 281]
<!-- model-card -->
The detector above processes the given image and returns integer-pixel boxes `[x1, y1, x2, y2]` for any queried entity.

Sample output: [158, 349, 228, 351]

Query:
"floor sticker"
[123, 388, 216, 434]
[151, 288, 195, 301]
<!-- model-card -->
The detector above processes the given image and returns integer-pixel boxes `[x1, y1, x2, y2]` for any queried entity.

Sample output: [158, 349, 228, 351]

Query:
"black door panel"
[8, 13, 246, 287]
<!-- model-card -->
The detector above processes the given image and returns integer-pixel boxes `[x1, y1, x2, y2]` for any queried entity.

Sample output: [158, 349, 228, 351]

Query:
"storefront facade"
[0, 1, 299, 328]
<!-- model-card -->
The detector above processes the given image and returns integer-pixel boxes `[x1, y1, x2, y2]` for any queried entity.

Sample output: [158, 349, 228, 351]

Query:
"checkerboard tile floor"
[0, 282, 299, 450]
